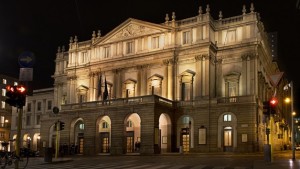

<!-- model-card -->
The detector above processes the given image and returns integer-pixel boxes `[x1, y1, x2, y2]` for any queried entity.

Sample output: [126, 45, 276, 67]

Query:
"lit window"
[0, 116, 4, 127]
[126, 41, 133, 54]
[152, 36, 159, 49]
[13, 82, 18, 86]
[224, 114, 232, 122]
[102, 122, 109, 128]
[1, 101, 5, 109]
[104, 46, 110, 58]
[183, 31, 191, 44]
[127, 120, 133, 127]
[79, 123, 84, 130]
[2, 79, 6, 84]
[2, 89, 5, 96]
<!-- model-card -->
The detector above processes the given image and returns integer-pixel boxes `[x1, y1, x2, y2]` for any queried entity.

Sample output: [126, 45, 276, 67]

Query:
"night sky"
[0, 0, 299, 111]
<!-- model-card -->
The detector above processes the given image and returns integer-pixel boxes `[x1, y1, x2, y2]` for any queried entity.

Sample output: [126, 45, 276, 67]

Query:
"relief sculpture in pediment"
[108, 23, 161, 42]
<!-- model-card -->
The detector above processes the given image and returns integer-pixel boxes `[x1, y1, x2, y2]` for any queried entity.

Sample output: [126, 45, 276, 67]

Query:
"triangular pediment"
[95, 18, 171, 44]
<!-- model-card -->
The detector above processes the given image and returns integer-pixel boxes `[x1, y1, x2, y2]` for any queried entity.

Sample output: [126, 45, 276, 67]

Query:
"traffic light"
[5, 85, 17, 107]
[5, 85, 27, 108]
[263, 101, 270, 115]
[269, 97, 278, 114]
[59, 121, 65, 131]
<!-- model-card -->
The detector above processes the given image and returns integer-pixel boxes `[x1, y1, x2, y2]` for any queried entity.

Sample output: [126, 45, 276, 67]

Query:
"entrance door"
[78, 133, 84, 154]
[100, 132, 110, 153]
[223, 126, 233, 152]
[181, 128, 190, 152]
[126, 131, 134, 153]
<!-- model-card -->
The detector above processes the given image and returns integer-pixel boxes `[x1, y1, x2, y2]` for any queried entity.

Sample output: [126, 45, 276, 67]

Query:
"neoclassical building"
[40, 3, 291, 155]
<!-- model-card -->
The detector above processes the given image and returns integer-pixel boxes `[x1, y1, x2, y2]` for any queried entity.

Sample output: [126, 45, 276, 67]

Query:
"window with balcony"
[123, 79, 136, 98]
[148, 74, 163, 96]
[224, 72, 240, 102]
[180, 70, 195, 101]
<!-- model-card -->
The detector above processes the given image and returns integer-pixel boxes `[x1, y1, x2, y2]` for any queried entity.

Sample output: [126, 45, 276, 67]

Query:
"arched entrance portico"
[124, 113, 141, 153]
[96, 115, 111, 154]
[159, 113, 172, 153]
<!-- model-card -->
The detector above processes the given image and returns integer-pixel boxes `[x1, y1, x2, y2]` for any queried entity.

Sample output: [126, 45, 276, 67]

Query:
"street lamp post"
[284, 81, 295, 161]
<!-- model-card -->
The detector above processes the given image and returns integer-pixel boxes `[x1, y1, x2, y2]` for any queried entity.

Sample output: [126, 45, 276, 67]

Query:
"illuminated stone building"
[0, 74, 18, 151]
[41, 3, 290, 155]
[10, 88, 54, 152]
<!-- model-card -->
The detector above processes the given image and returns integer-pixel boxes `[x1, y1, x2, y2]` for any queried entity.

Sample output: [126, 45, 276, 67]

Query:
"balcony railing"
[61, 95, 174, 111]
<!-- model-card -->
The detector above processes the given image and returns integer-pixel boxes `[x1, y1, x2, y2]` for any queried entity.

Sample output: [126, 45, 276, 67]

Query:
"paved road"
[3, 151, 300, 169]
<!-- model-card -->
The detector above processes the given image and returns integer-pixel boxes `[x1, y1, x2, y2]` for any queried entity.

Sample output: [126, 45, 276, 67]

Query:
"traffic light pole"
[15, 107, 23, 169]
[55, 121, 60, 159]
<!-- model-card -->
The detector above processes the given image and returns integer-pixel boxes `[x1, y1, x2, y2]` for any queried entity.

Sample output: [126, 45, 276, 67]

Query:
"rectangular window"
[27, 103, 32, 112]
[13, 82, 18, 86]
[104, 46, 110, 58]
[26, 115, 31, 126]
[227, 30, 236, 43]
[224, 114, 232, 122]
[37, 102, 42, 111]
[0, 116, 4, 127]
[126, 41, 133, 54]
[2, 79, 7, 84]
[2, 89, 5, 96]
[36, 115, 40, 125]
[47, 100, 52, 110]
[1, 101, 5, 109]
[152, 36, 159, 49]
[183, 31, 191, 44]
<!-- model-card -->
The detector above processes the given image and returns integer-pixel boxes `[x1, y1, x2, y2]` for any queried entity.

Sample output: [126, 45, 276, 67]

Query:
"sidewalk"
[253, 159, 300, 169]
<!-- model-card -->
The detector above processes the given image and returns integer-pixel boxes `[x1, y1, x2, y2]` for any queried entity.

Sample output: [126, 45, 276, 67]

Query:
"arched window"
[102, 122, 109, 129]
[127, 120, 133, 127]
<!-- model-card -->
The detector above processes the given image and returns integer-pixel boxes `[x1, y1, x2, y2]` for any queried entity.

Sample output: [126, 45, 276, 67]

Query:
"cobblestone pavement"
[3, 151, 300, 169]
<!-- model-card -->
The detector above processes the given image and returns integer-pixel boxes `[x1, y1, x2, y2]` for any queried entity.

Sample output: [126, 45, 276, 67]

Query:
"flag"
[103, 76, 108, 100]
[97, 73, 102, 98]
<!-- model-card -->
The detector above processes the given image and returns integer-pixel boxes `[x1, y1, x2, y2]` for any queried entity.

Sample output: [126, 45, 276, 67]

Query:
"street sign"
[19, 68, 33, 81]
[18, 51, 35, 68]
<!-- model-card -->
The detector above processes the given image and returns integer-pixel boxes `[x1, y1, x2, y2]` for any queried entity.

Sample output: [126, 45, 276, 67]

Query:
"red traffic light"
[269, 97, 278, 107]
[6, 85, 15, 92]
